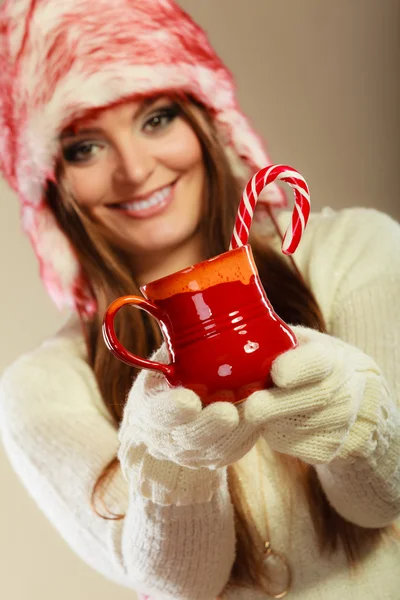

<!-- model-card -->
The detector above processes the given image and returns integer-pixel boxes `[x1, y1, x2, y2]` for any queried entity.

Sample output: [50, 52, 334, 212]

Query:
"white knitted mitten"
[118, 344, 264, 505]
[245, 326, 393, 465]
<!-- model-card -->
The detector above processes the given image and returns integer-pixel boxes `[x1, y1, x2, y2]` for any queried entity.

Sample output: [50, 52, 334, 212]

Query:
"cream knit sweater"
[1, 207, 399, 600]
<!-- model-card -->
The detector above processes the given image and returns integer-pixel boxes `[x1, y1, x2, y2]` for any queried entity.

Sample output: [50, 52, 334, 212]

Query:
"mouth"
[109, 182, 176, 219]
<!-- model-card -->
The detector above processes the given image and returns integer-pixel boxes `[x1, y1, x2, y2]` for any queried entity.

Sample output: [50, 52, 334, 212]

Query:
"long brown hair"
[47, 96, 387, 594]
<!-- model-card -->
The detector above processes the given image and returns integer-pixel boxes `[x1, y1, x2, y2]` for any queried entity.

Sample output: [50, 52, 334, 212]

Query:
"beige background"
[0, 1, 399, 598]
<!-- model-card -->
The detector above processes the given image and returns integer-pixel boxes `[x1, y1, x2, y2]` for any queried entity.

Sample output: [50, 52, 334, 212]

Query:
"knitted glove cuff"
[336, 373, 400, 467]
[119, 438, 224, 506]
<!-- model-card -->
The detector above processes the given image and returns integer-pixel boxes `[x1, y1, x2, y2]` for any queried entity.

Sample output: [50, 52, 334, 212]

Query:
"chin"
[120, 233, 188, 257]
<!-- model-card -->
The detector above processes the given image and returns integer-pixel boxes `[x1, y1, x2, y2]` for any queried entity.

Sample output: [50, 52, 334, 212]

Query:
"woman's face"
[60, 97, 205, 267]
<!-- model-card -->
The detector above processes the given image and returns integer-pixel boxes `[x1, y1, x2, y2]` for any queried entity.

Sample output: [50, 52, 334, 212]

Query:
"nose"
[113, 135, 155, 187]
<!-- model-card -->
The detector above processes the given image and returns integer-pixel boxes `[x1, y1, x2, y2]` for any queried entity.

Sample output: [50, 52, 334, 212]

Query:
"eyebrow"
[60, 127, 101, 140]
[59, 97, 166, 140]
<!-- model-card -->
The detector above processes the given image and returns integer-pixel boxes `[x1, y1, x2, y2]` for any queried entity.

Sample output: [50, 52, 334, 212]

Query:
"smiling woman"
[1, 1, 400, 600]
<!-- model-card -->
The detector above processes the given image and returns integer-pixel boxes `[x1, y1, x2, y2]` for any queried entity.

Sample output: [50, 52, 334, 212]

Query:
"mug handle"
[102, 295, 176, 382]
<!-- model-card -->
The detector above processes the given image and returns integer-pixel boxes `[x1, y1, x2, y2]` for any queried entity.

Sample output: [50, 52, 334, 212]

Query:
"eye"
[143, 106, 179, 133]
[62, 142, 103, 164]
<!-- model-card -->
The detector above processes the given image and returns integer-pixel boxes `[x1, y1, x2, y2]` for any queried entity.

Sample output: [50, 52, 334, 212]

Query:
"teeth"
[120, 186, 171, 212]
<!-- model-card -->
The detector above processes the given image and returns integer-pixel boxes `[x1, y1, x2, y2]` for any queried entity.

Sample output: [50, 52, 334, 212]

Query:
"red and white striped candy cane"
[230, 164, 310, 255]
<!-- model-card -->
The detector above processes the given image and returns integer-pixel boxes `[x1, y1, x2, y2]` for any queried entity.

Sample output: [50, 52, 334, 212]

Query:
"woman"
[1, 1, 399, 599]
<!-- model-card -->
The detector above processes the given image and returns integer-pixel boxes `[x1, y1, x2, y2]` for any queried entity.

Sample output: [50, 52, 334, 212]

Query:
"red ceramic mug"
[102, 245, 297, 405]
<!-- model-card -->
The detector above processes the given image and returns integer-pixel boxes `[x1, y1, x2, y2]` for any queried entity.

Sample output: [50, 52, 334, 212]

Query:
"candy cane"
[230, 165, 310, 255]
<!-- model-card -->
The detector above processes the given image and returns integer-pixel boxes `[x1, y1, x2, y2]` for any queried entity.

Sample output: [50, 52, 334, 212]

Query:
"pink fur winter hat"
[0, 0, 285, 315]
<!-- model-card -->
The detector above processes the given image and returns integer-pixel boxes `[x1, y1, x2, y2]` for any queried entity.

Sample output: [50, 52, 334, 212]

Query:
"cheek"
[157, 121, 203, 172]
[66, 165, 110, 208]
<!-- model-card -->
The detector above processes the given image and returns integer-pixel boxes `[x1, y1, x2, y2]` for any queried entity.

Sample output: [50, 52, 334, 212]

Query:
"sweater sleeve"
[0, 329, 235, 600]
[311, 209, 400, 527]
